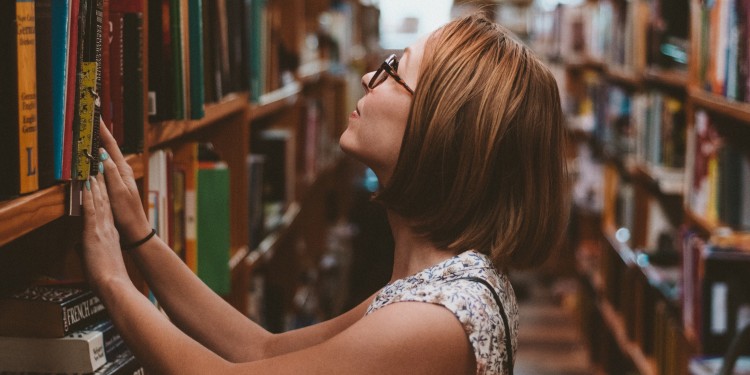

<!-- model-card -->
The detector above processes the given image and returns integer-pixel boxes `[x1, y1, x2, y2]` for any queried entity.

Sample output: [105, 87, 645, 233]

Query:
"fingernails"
[99, 162, 104, 174]
[85, 179, 91, 191]
[100, 150, 109, 161]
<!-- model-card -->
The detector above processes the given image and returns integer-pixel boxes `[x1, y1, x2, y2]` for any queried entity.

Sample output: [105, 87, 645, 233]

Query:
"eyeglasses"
[368, 54, 414, 95]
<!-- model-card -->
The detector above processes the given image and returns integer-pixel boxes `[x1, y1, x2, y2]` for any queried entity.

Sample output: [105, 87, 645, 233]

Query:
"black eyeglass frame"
[368, 54, 415, 95]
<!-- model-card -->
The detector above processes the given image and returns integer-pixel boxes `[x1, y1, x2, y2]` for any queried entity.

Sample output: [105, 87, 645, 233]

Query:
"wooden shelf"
[599, 300, 658, 375]
[0, 154, 144, 247]
[149, 92, 250, 148]
[606, 67, 643, 89]
[689, 87, 750, 124]
[249, 82, 302, 121]
[644, 67, 688, 89]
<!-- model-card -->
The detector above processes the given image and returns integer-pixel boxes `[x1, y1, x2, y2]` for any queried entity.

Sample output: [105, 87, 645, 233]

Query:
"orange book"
[0, 0, 39, 197]
[172, 143, 199, 273]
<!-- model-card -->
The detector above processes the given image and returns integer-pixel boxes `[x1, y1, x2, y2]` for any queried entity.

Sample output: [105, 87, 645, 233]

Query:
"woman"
[82, 14, 568, 375]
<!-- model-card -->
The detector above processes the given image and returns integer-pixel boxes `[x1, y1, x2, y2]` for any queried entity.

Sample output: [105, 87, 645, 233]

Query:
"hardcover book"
[0, 0, 40, 197]
[0, 320, 125, 373]
[0, 283, 107, 338]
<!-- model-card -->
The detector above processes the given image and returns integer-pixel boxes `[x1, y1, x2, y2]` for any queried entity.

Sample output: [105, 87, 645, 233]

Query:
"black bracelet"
[121, 229, 157, 251]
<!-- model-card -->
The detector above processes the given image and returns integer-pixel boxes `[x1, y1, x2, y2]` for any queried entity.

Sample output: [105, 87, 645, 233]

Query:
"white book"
[0, 329, 107, 373]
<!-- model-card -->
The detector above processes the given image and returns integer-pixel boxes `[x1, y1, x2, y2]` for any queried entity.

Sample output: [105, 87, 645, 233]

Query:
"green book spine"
[197, 162, 231, 294]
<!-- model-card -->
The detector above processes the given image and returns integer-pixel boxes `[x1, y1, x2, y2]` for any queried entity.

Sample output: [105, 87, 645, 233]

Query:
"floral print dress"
[366, 250, 518, 375]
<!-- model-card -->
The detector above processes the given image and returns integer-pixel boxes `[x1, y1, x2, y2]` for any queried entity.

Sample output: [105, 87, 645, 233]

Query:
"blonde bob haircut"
[375, 14, 569, 270]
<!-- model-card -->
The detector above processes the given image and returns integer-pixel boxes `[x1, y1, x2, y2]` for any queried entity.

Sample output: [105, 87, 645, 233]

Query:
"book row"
[697, 0, 750, 103]
[688, 111, 750, 230]
[0, 0, 144, 198]
[531, 0, 688, 72]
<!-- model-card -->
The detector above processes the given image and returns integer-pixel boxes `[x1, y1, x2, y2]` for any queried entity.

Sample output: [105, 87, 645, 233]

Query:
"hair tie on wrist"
[122, 229, 157, 251]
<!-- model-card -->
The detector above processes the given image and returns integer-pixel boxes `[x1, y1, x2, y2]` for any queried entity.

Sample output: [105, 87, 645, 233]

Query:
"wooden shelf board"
[564, 55, 605, 70]
[644, 67, 688, 89]
[684, 207, 720, 234]
[689, 88, 750, 124]
[249, 83, 302, 121]
[149, 92, 249, 148]
[606, 67, 643, 88]
[598, 300, 658, 375]
[0, 154, 143, 247]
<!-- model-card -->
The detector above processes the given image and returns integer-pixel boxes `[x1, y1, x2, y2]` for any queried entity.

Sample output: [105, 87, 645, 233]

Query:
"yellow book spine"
[74, 62, 98, 180]
[16, 0, 38, 193]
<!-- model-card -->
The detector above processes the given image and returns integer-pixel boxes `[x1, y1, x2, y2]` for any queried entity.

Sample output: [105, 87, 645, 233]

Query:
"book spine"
[188, 0, 205, 119]
[122, 12, 143, 152]
[61, 0, 80, 180]
[109, 12, 125, 147]
[35, 0, 55, 189]
[197, 161, 231, 294]
[17, 0, 40, 194]
[88, 0, 103, 176]
[170, 0, 184, 120]
[51, 0, 70, 180]
[61, 294, 106, 335]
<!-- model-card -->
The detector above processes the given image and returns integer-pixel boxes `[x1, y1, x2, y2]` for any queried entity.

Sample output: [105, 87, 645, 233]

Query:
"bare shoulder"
[234, 301, 474, 375]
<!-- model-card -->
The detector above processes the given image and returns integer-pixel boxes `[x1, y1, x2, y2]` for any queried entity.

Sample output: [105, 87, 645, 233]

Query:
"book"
[699, 245, 750, 355]
[147, 0, 175, 121]
[188, 0, 205, 119]
[172, 143, 199, 272]
[0, 0, 40, 197]
[121, 11, 144, 153]
[73, 0, 103, 180]
[51, 0, 71, 180]
[0, 320, 125, 373]
[197, 160, 231, 294]
[35, 0, 55, 189]
[170, 0, 185, 120]
[91, 349, 143, 375]
[0, 283, 106, 338]
[109, 11, 125, 147]
[1, 349, 144, 375]
[61, 0, 81, 180]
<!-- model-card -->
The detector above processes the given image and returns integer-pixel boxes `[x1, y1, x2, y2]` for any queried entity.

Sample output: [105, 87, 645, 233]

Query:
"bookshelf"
[533, 0, 750, 372]
[0, 0, 379, 352]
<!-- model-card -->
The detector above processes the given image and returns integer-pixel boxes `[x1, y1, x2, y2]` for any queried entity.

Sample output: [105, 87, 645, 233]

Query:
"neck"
[387, 209, 456, 282]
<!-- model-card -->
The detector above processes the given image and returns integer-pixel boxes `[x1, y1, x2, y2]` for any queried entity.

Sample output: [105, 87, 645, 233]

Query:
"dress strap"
[458, 276, 514, 375]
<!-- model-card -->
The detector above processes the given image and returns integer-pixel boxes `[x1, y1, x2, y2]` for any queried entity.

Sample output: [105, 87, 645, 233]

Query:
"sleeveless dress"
[365, 250, 518, 375]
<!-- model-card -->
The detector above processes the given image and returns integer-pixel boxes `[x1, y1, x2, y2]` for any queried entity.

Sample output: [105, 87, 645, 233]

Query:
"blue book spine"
[51, 0, 70, 180]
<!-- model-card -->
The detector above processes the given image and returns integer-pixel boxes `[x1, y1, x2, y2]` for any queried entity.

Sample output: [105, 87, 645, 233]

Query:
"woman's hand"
[81, 175, 131, 292]
[98, 121, 152, 244]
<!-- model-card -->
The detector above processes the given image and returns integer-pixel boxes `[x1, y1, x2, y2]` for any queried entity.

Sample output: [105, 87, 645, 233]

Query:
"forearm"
[127, 235, 271, 361]
[100, 277, 233, 374]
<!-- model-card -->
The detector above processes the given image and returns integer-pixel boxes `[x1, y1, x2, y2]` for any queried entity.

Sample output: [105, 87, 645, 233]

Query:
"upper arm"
[232, 302, 475, 375]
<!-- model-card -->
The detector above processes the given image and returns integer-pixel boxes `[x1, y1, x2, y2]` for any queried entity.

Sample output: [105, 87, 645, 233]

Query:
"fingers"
[90, 176, 114, 222]
[82, 179, 96, 225]
[99, 119, 131, 176]
[100, 148, 127, 190]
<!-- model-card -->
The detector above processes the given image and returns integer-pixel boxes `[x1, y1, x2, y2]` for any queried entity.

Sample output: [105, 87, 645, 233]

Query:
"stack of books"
[0, 282, 143, 374]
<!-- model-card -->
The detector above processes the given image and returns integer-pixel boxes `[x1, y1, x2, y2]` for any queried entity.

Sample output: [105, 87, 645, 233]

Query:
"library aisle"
[513, 272, 594, 375]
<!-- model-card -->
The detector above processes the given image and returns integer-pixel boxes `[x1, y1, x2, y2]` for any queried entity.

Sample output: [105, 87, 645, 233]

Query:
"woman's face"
[339, 36, 426, 185]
